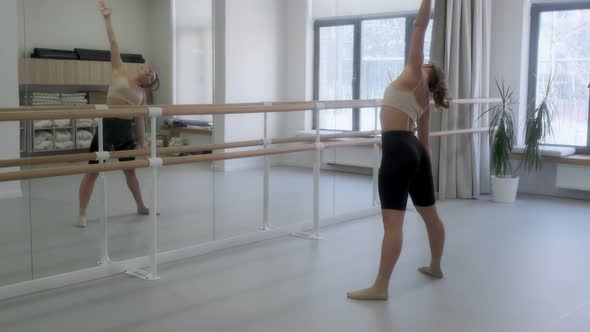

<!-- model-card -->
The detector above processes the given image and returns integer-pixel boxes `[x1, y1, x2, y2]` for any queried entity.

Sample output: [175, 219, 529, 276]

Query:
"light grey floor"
[0, 195, 589, 332]
[0, 164, 373, 285]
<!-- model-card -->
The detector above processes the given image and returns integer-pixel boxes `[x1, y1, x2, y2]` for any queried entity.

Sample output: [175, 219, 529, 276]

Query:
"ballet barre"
[0, 127, 495, 169]
[0, 98, 502, 121]
[0, 97, 502, 299]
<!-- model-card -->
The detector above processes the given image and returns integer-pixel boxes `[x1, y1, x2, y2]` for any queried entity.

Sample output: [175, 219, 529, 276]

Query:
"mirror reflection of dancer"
[347, 0, 451, 301]
[77, 0, 160, 228]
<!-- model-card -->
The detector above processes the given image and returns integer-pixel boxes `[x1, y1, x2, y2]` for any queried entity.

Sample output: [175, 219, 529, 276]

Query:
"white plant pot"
[491, 176, 520, 203]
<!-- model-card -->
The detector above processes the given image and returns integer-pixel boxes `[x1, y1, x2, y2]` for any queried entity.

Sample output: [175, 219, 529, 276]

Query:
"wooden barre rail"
[2, 98, 503, 113]
[0, 100, 361, 113]
[0, 138, 380, 182]
[0, 100, 380, 121]
[0, 128, 492, 180]
[0, 98, 503, 121]
[0, 131, 379, 168]
[429, 127, 491, 137]
[0, 127, 494, 169]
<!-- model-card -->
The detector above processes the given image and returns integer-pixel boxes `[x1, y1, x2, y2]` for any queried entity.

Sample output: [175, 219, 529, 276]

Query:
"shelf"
[511, 153, 590, 167]
[160, 126, 213, 135]
[19, 58, 144, 85]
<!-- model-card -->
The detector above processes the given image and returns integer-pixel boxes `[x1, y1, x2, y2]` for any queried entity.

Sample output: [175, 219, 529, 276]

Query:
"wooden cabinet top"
[19, 58, 144, 86]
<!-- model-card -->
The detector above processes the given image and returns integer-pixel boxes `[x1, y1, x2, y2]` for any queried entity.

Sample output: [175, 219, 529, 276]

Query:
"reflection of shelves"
[20, 88, 103, 156]
[30, 121, 97, 154]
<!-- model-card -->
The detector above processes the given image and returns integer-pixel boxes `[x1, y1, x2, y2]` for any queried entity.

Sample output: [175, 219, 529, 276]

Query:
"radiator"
[556, 164, 590, 191]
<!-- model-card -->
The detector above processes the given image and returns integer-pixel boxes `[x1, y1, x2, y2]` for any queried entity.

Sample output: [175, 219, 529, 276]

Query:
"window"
[529, 3, 590, 153]
[173, 0, 213, 121]
[314, 14, 433, 131]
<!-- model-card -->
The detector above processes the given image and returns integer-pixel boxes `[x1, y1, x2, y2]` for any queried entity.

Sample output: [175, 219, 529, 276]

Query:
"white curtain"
[430, 0, 492, 199]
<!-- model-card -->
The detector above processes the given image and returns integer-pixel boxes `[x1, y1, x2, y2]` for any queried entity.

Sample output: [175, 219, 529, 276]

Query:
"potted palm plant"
[484, 81, 518, 203]
[518, 75, 555, 174]
[483, 77, 555, 203]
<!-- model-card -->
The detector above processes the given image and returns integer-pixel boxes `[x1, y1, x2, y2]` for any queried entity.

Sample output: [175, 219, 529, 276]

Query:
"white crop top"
[382, 80, 429, 122]
[107, 81, 143, 105]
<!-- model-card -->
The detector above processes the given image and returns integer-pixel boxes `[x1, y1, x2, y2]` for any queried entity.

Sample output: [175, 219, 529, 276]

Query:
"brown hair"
[427, 64, 450, 109]
[141, 71, 160, 92]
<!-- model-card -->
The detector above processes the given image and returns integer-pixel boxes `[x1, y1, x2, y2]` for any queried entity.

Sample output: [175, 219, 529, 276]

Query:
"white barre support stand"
[260, 105, 276, 231]
[94, 105, 111, 266]
[292, 103, 325, 240]
[126, 108, 162, 281]
[372, 107, 380, 207]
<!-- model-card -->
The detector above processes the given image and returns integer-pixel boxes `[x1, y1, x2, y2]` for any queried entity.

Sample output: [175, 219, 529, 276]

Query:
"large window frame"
[528, 2, 590, 154]
[313, 13, 421, 131]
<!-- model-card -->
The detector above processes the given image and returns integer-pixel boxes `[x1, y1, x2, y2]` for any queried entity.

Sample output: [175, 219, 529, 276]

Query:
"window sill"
[296, 130, 345, 136]
[512, 145, 576, 158]
[511, 153, 590, 167]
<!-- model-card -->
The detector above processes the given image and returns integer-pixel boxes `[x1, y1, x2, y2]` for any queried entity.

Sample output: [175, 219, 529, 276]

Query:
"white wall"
[225, 0, 283, 104]
[270, 0, 315, 167]
[17, 0, 25, 57]
[223, 0, 286, 170]
[313, 0, 423, 18]
[490, 0, 530, 136]
[276, 0, 313, 137]
[212, 0, 226, 161]
[147, 0, 174, 105]
[20, 0, 150, 56]
[0, 0, 23, 199]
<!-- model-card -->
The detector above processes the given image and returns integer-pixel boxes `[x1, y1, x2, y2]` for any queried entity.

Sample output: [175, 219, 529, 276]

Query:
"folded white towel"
[34, 120, 54, 129]
[76, 119, 96, 127]
[34, 141, 54, 151]
[54, 141, 74, 150]
[77, 129, 94, 141]
[62, 100, 88, 104]
[34, 131, 53, 145]
[31, 101, 60, 105]
[31, 96, 60, 101]
[31, 98, 60, 101]
[54, 129, 73, 142]
[54, 119, 71, 127]
[77, 139, 92, 149]
[61, 93, 87, 98]
[30, 97, 61, 103]
[32, 92, 60, 97]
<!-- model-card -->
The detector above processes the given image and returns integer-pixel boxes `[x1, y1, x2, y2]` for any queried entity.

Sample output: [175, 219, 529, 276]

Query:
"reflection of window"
[529, 3, 590, 153]
[314, 15, 433, 131]
[174, 0, 213, 121]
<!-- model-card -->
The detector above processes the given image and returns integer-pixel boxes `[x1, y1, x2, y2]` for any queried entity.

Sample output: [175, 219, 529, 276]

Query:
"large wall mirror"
[1, 0, 215, 283]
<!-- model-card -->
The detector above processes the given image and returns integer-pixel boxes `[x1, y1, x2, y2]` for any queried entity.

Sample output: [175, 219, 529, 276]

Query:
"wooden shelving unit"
[18, 58, 147, 157]
[19, 58, 143, 85]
